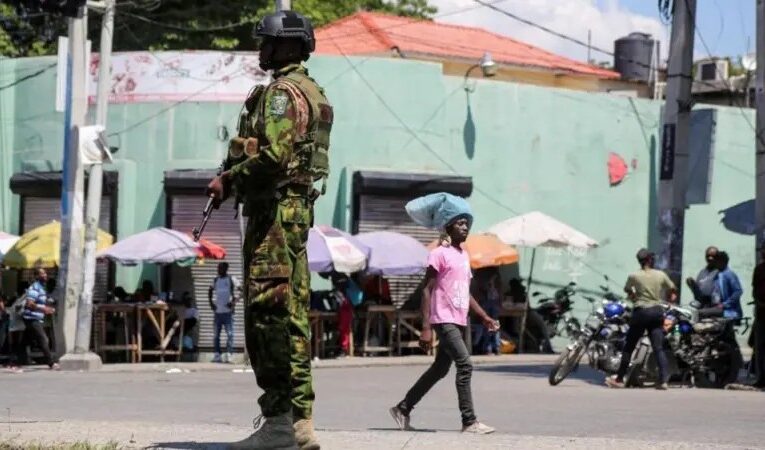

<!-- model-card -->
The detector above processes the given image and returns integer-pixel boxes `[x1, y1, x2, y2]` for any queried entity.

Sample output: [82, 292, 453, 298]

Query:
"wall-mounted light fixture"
[464, 52, 497, 92]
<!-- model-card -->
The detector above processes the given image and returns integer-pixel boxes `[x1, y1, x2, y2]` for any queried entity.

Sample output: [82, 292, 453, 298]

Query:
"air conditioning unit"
[695, 59, 729, 82]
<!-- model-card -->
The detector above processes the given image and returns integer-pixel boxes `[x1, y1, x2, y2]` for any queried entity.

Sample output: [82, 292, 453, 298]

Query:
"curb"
[20, 354, 559, 374]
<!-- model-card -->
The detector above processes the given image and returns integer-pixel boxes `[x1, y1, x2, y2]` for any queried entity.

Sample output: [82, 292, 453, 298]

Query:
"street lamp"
[464, 52, 497, 92]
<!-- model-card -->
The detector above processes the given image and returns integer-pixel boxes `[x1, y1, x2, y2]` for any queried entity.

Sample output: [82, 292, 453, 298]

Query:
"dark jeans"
[616, 305, 668, 383]
[399, 323, 477, 426]
[17, 319, 55, 367]
[214, 312, 234, 355]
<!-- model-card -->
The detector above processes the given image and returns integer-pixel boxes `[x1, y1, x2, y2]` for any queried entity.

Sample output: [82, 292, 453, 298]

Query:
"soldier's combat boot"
[228, 413, 298, 450]
[293, 418, 320, 450]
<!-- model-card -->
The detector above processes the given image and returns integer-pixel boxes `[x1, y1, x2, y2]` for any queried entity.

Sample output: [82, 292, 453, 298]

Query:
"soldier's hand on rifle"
[205, 172, 230, 208]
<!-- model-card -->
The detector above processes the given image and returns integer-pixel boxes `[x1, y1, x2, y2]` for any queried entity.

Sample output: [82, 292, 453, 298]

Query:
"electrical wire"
[107, 68, 245, 137]
[326, 30, 525, 220]
[119, 10, 255, 33]
[682, 0, 763, 148]
[0, 62, 56, 92]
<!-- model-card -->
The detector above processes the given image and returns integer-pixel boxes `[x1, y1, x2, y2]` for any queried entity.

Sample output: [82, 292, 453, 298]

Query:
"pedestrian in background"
[472, 268, 501, 355]
[208, 262, 239, 364]
[687, 246, 718, 305]
[17, 268, 59, 370]
[713, 251, 743, 321]
[751, 245, 765, 388]
[607, 249, 675, 390]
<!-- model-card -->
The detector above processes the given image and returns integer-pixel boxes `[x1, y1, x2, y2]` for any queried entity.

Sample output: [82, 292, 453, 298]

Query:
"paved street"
[0, 357, 763, 449]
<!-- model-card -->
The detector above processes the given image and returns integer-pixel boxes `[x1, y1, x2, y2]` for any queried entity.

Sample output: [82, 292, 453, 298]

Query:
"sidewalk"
[0, 420, 748, 450]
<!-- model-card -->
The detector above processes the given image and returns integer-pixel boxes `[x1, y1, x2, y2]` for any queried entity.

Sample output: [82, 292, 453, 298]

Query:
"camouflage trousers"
[243, 196, 314, 420]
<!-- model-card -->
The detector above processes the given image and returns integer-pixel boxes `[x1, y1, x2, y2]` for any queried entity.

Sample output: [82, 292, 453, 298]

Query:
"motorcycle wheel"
[625, 361, 645, 388]
[693, 343, 743, 389]
[548, 339, 587, 386]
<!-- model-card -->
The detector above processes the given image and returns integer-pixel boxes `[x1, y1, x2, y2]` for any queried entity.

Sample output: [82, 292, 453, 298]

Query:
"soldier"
[206, 10, 332, 450]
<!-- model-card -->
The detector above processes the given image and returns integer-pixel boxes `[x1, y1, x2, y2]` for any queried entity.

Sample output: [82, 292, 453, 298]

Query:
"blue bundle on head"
[405, 192, 473, 231]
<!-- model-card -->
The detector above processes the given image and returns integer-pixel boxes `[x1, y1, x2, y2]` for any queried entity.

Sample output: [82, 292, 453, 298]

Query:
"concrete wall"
[0, 53, 758, 321]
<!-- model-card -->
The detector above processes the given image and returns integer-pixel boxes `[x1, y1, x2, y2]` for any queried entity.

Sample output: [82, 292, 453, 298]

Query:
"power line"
[326, 31, 523, 218]
[119, 10, 255, 32]
[682, 0, 763, 148]
[0, 62, 56, 92]
[107, 69, 245, 137]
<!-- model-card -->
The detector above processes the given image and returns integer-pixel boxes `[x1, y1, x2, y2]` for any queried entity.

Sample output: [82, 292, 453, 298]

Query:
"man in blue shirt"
[714, 252, 744, 321]
[712, 251, 744, 384]
[17, 268, 58, 370]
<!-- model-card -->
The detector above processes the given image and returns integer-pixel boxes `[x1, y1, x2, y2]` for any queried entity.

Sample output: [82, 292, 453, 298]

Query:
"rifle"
[193, 161, 225, 242]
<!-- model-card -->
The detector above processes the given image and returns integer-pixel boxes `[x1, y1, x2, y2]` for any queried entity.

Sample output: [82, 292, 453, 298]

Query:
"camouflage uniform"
[226, 63, 333, 420]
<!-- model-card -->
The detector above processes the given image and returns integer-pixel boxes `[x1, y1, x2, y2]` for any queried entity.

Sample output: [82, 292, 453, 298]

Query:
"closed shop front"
[165, 170, 245, 352]
[352, 171, 473, 305]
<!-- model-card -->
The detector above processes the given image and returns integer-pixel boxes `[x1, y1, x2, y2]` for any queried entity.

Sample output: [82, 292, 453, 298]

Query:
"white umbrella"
[0, 232, 20, 263]
[488, 211, 598, 249]
[97, 227, 199, 266]
[487, 211, 598, 352]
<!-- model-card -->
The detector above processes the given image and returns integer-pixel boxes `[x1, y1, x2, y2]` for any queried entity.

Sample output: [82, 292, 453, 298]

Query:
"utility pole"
[657, 0, 695, 296]
[56, 5, 88, 362]
[69, 0, 115, 369]
[276, 0, 291, 11]
[756, 0, 765, 258]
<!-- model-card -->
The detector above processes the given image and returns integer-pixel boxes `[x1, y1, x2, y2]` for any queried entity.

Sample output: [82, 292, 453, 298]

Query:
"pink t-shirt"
[427, 245, 472, 327]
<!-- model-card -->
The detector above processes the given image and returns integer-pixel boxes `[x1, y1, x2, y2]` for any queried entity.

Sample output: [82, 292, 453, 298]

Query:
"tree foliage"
[0, 0, 437, 57]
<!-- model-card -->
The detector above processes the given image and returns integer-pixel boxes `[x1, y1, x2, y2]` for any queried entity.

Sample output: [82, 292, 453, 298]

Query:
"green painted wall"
[0, 54, 758, 322]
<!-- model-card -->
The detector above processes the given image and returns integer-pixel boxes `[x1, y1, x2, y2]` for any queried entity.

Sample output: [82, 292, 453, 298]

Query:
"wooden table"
[395, 310, 437, 355]
[95, 304, 139, 363]
[359, 305, 396, 356]
[136, 303, 185, 363]
[309, 311, 351, 359]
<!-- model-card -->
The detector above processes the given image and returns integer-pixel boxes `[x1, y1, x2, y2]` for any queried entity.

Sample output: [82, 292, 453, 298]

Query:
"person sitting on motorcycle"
[606, 248, 676, 390]
[686, 246, 718, 306]
[712, 251, 743, 322]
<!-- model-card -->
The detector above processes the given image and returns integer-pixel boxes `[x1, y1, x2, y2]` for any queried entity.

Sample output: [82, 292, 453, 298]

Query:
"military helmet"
[254, 10, 315, 53]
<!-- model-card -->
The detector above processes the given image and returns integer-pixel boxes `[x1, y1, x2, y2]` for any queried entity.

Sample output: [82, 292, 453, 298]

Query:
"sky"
[430, 0, 756, 65]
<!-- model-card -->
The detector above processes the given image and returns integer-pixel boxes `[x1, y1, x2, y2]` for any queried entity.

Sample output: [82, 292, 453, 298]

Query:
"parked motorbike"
[548, 279, 630, 386]
[625, 302, 744, 389]
[533, 282, 582, 340]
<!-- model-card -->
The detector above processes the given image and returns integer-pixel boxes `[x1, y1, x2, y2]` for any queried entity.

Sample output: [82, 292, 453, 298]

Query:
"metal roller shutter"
[357, 195, 438, 306]
[21, 196, 112, 305]
[169, 195, 245, 352]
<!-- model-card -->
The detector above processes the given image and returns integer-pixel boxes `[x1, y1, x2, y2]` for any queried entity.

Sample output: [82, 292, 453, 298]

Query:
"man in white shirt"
[208, 262, 239, 363]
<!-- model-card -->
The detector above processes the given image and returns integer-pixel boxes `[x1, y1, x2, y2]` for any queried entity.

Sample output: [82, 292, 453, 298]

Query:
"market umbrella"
[427, 233, 519, 269]
[0, 232, 20, 264]
[97, 227, 199, 266]
[487, 211, 598, 351]
[195, 238, 227, 260]
[3, 221, 113, 269]
[355, 231, 428, 275]
[308, 225, 371, 274]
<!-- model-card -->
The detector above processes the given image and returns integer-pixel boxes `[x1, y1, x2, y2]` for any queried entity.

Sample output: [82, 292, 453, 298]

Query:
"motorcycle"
[548, 280, 630, 386]
[533, 282, 582, 341]
[625, 302, 744, 389]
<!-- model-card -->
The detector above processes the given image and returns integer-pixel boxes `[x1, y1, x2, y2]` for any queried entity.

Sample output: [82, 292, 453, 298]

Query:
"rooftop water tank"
[614, 32, 658, 82]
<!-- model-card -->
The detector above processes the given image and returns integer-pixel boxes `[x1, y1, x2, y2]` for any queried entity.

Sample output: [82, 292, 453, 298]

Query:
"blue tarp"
[405, 192, 473, 231]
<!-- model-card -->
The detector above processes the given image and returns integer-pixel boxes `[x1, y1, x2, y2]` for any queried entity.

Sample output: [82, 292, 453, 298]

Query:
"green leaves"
[0, 0, 436, 57]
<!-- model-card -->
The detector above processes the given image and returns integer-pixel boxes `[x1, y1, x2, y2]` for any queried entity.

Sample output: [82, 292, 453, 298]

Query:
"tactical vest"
[230, 68, 333, 198]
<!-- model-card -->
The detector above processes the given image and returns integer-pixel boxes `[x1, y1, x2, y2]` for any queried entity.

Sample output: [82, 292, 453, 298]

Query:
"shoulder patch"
[269, 91, 289, 116]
